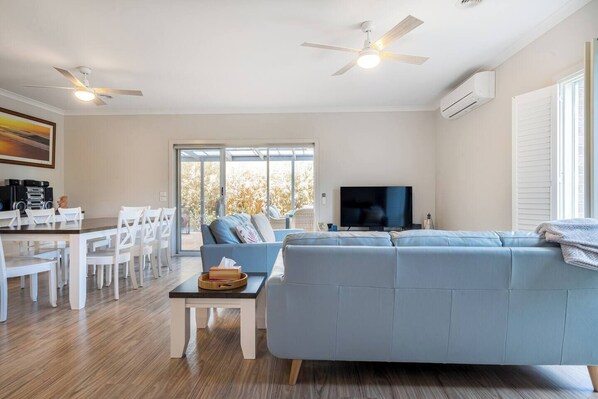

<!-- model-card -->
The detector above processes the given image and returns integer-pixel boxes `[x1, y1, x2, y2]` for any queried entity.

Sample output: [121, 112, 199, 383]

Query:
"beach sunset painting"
[0, 108, 55, 168]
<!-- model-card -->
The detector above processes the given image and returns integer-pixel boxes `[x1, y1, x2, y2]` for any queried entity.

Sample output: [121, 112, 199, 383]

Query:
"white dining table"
[0, 217, 119, 309]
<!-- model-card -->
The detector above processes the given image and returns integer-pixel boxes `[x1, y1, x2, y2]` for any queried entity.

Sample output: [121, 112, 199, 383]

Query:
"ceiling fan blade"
[373, 15, 424, 50]
[332, 59, 357, 76]
[54, 67, 85, 87]
[24, 85, 74, 90]
[301, 42, 360, 53]
[380, 52, 429, 65]
[93, 96, 107, 106]
[94, 88, 143, 96]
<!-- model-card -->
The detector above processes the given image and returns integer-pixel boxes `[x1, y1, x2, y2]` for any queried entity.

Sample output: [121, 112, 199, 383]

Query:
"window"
[512, 72, 586, 230]
[557, 71, 585, 219]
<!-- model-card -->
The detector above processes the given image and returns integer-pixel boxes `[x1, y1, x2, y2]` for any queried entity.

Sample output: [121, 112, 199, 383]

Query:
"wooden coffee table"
[169, 272, 266, 359]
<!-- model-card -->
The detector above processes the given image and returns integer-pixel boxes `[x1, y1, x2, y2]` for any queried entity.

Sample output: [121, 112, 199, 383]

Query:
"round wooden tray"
[198, 272, 248, 291]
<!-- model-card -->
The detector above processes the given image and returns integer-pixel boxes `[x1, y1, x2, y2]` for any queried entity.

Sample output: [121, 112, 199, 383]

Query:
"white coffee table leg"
[195, 307, 208, 328]
[170, 298, 190, 358]
[240, 298, 257, 359]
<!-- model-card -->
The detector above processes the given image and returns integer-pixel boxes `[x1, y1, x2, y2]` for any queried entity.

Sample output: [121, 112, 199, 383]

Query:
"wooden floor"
[0, 257, 597, 399]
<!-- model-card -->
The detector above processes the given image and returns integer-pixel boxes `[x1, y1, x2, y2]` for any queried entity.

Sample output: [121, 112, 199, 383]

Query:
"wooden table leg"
[240, 298, 256, 359]
[289, 359, 302, 385]
[588, 366, 598, 392]
[170, 298, 190, 358]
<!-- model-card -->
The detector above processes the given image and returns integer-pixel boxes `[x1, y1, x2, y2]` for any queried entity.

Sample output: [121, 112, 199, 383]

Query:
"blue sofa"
[267, 230, 598, 388]
[200, 214, 301, 274]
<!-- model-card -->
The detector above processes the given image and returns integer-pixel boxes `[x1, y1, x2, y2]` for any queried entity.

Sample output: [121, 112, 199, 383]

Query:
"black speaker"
[44, 187, 54, 209]
[6, 179, 21, 186]
[0, 185, 28, 212]
[23, 179, 44, 187]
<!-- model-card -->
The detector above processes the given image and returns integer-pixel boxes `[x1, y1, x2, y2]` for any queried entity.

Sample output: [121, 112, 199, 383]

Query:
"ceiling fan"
[25, 66, 143, 106]
[301, 15, 429, 76]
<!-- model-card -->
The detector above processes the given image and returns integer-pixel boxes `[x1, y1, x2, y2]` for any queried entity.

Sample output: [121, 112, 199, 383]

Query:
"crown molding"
[484, 0, 592, 70]
[0, 87, 435, 116]
[0, 88, 65, 115]
[63, 104, 438, 116]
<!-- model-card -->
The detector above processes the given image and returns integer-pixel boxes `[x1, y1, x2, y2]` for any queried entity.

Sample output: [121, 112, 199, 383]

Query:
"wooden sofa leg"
[289, 359, 302, 385]
[589, 366, 598, 392]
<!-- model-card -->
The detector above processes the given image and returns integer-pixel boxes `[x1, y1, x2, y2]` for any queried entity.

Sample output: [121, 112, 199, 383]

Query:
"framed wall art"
[0, 107, 56, 169]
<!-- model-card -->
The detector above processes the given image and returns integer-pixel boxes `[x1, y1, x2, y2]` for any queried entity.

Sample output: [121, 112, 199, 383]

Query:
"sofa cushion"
[251, 213, 276, 242]
[201, 224, 216, 245]
[391, 230, 502, 247]
[496, 231, 559, 247]
[209, 213, 251, 244]
[283, 232, 392, 251]
[266, 205, 281, 218]
[235, 222, 263, 244]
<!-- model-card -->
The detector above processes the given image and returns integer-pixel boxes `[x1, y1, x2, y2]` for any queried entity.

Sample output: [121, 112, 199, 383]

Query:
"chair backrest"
[121, 206, 150, 212]
[141, 208, 162, 245]
[25, 208, 55, 225]
[58, 207, 82, 221]
[115, 209, 143, 254]
[293, 207, 315, 231]
[0, 210, 21, 228]
[159, 207, 176, 240]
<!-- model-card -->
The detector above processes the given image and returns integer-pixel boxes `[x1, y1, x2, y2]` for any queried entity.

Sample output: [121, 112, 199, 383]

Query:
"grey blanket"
[536, 218, 598, 270]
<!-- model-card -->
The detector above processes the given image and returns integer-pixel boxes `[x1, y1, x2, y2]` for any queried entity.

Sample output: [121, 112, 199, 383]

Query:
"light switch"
[159, 191, 167, 202]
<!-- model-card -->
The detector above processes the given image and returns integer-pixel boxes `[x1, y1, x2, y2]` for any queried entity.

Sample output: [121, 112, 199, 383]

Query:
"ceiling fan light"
[357, 48, 381, 69]
[74, 88, 96, 102]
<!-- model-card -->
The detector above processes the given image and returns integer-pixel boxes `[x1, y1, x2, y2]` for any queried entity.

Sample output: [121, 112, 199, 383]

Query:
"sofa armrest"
[200, 242, 283, 275]
[274, 229, 304, 242]
[267, 250, 286, 286]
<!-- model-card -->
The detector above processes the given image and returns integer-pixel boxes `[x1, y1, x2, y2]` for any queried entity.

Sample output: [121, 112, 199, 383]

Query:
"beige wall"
[435, 0, 598, 230]
[64, 111, 437, 225]
[0, 94, 64, 199]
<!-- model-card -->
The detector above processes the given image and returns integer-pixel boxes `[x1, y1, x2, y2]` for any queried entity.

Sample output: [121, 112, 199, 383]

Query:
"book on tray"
[208, 266, 242, 280]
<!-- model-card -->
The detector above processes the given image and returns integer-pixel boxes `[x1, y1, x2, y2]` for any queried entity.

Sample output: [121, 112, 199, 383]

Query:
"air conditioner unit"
[440, 71, 495, 120]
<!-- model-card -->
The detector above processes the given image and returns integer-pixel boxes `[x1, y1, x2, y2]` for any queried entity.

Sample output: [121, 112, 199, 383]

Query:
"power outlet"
[159, 191, 168, 202]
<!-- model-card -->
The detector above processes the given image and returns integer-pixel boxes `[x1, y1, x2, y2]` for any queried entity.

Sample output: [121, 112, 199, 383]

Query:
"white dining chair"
[24, 209, 66, 288]
[86, 209, 142, 300]
[57, 207, 82, 222]
[56, 207, 83, 284]
[0, 210, 20, 229]
[0, 235, 57, 322]
[129, 208, 161, 286]
[153, 207, 175, 276]
[0, 210, 26, 289]
[119, 206, 150, 278]
[121, 206, 151, 212]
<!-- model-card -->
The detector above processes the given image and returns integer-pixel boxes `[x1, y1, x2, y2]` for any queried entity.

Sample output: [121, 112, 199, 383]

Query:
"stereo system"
[0, 180, 53, 213]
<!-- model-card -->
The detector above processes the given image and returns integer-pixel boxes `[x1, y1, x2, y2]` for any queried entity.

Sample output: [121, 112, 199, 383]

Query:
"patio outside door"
[176, 148, 224, 252]
[176, 144, 315, 254]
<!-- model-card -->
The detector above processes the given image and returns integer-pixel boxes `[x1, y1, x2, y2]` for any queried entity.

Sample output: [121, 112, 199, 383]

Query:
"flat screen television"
[340, 186, 413, 229]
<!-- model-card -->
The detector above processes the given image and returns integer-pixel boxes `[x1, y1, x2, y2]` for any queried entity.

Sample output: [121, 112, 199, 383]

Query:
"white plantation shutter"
[512, 85, 558, 231]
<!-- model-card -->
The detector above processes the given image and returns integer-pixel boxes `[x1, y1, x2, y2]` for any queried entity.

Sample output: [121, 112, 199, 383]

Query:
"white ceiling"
[0, 0, 590, 114]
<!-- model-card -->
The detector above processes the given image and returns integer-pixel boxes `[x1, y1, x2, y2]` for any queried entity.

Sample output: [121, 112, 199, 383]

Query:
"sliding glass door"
[176, 144, 315, 254]
[177, 148, 224, 252]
